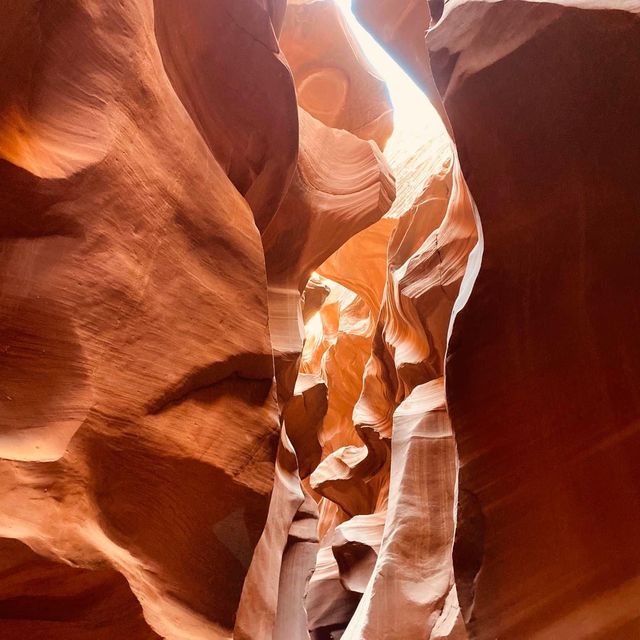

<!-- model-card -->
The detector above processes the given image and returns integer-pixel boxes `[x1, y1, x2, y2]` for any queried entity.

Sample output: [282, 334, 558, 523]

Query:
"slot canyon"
[1, 0, 639, 638]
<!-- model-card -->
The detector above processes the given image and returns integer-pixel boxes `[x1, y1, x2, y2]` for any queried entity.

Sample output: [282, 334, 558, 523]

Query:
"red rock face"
[281, 0, 394, 149]
[2, 0, 639, 638]
[153, 0, 299, 231]
[0, 539, 161, 639]
[1, 2, 282, 637]
[353, 0, 432, 90]
[428, 3, 640, 637]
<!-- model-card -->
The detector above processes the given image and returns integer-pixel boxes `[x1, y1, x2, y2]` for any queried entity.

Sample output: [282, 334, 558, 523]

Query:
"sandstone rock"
[153, 0, 299, 231]
[429, 1, 640, 637]
[300, 77, 478, 633]
[236, 99, 394, 640]
[342, 379, 462, 639]
[4, 0, 637, 638]
[264, 109, 394, 294]
[0, 2, 283, 638]
[332, 510, 386, 595]
[281, 0, 394, 148]
[0, 539, 160, 639]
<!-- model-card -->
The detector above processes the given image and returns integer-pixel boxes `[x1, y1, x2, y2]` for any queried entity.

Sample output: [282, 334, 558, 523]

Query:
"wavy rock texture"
[299, 92, 479, 636]
[263, 106, 395, 394]
[0, 538, 161, 639]
[0, 1, 289, 638]
[236, 106, 394, 640]
[153, 0, 299, 231]
[1, 1, 400, 637]
[3, 0, 639, 638]
[427, 2, 640, 638]
[281, 0, 394, 149]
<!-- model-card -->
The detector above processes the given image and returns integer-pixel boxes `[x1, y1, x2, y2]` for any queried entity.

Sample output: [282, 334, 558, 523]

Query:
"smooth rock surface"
[0, 2, 283, 638]
[281, 0, 394, 148]
[429, 1, 640, 637]
[3, 0, 638, 638]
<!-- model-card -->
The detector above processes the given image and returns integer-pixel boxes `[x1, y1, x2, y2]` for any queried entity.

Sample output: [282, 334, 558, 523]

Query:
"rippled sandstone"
[1, 2, 287, 638]
[1, 0, 639, 639]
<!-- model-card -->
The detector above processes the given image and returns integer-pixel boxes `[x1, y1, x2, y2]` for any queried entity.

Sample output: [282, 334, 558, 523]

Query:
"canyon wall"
[0, 2, 289, 638]
[429, 2, 640, 637]
[356, 0, 640, 636]
[1, 0, 639, 639]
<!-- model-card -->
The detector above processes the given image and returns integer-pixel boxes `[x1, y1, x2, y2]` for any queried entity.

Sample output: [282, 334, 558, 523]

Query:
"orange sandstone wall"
[2, 0, 639, 638]
[429, 2, 640, 637]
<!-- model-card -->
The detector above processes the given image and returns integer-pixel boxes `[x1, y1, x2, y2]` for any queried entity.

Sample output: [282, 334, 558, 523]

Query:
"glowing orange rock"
[153, 0, 298, 231]
[281, 0, 393, 149]
[0, 2, 287, 638]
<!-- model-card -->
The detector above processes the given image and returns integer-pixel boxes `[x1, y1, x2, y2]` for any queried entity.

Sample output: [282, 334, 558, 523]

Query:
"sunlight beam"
[335, 0, 441, 137]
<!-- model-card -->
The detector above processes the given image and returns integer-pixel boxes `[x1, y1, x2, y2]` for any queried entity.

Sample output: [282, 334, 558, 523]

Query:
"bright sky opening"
[334, 0, 442, 139]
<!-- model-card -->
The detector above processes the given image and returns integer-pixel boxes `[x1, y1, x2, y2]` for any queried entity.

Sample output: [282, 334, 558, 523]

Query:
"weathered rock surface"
[153, 0, 299, 231]
[3, 0, 639, 638]
[298, 83, 478, 634]
[344, 379, 462, 639]
[236, 105, 394, 640]
[0, 1, 287, 638]
[427, 2, 640, 637]
[281, 0, 394, 149]
[0, 539, 161, 639]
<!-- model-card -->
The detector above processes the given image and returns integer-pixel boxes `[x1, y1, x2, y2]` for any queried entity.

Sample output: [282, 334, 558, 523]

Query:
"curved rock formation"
[299, 83, 479, 635]
[3, 0, 639, 638]
[153, 0, 299, 231]
[281, 0, 394, 149]
[237, 104, 394, 640]
[428, 2, 640, 637]
[236, 109, 395, 640]
[1, 2, 286, 638]
[0, 539, 160, 639]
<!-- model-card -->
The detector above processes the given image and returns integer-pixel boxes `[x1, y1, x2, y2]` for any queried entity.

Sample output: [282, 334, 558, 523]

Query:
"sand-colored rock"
[281, 0, 393, 149]
[263, 108, 394, 402]
[351, 0, 452, 131]
[338, 139, 476, 640]
[428, 1, 640, 637]
[299, 74, 479, 632]
[4, 0, 638, 637]
[0, 539, 161, 639]
[264, 109, 394, 294]
[236, 99, 394, 640]
[343, 379, 462, 639]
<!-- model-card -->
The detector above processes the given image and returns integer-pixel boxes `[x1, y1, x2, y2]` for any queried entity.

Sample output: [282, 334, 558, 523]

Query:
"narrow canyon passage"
[1, 1, 639, 639]
[277, 4, 479, 637]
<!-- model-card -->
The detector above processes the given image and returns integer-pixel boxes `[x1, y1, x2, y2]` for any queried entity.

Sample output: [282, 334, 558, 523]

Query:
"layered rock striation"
[1, 1, 288, 638]
[2, 0, 639, 639]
